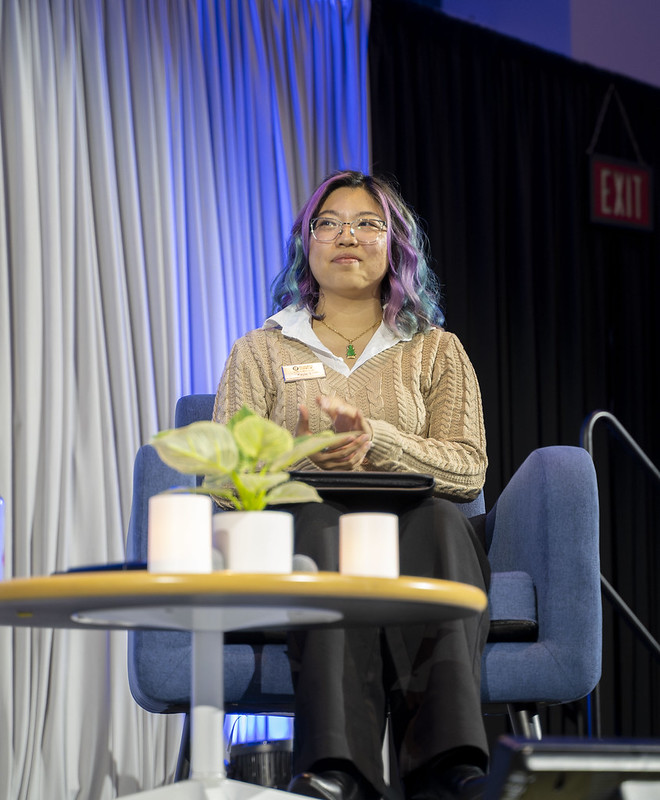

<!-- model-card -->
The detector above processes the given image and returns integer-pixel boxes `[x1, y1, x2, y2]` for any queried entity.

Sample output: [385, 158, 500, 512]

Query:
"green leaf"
[239, 496, 269, 511]
[201, 474, 234, 492]
[163, 481, 242, 510]
[265, 480, 323, 505]
[152, 407, 352, 512]
[152, 421, 238, 474]
[236, 473, 290, 494]
[226, 405, 255, 431]
[208, 487, 244, 510]
[233, 415, 293, 462]
[269, 431, 349, 471]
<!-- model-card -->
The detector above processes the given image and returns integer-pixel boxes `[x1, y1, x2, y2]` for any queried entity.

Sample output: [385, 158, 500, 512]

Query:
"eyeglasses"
[310, 216, 387, 244]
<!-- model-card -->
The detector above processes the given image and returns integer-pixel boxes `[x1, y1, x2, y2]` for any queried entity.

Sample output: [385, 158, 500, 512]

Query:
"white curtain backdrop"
[0, 0, 370, 796]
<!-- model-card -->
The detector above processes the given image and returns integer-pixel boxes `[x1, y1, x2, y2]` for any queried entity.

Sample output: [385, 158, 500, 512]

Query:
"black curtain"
[369, 0, 660, 739]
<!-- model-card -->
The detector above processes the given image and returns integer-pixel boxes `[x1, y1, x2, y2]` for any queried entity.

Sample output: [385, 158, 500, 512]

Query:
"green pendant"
[346, 343, 357, 359]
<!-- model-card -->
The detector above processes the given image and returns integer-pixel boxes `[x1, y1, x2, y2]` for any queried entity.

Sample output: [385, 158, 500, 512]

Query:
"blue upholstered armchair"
[127, 395, 601, 752]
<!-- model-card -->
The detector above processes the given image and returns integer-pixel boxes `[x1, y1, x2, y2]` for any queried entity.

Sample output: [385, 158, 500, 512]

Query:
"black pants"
[284, 497, 491, 795]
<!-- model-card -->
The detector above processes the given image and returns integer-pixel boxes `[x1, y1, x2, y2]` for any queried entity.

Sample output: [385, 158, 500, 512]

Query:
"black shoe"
[436, 765, 485, 800]
[288, 770, 373, 800]
[408, 764, 486, 800]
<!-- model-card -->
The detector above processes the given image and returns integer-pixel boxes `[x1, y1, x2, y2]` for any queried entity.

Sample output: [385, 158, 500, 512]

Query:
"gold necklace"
[316, 317, 381, 360]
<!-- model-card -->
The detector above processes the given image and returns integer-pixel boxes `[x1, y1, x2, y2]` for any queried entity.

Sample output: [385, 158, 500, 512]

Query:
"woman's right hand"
[295, 404, 371, 470]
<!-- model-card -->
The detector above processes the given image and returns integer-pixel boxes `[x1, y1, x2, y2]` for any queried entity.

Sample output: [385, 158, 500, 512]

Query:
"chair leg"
[506, 703, 542, 739]
[174, 714, 191, 782]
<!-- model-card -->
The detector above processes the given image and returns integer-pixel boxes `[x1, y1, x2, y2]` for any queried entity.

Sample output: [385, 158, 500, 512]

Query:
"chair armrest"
[483, 446, 602, 703]
[126, 445, 196, 562]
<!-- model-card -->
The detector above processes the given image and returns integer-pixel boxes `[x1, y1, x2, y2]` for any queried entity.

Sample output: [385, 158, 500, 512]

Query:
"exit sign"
[590, 155, 653, 230]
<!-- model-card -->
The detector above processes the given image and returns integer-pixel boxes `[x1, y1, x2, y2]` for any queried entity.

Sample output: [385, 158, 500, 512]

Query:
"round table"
[0, 570, 487, 799]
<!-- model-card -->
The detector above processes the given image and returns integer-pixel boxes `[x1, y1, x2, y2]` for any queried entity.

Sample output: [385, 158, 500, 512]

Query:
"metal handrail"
[582, 412, 660, 659]
[581, 410, 660, 486]
[580, 410, 660, 738]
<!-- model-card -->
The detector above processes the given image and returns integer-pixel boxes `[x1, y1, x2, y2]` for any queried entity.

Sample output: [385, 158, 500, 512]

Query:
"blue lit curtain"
[197, 0, 371, 388]
[0, 0, 370, 796]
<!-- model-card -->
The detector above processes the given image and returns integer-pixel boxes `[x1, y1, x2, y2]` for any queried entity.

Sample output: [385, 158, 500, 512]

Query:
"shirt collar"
[264, 305, 408, 376]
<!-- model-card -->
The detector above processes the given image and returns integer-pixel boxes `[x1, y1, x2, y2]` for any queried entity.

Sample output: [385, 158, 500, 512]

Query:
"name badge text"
[282, 362, 326, 382]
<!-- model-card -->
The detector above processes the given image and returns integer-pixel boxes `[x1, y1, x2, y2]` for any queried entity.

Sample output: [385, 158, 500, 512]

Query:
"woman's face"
[308, 186, 389, 303]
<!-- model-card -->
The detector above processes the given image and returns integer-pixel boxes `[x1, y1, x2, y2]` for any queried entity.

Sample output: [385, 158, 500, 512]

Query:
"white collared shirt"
[263, 305, 410, 377]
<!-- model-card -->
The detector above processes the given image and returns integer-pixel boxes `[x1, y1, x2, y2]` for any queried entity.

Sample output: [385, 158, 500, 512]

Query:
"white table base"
[121, 629, 297, 799]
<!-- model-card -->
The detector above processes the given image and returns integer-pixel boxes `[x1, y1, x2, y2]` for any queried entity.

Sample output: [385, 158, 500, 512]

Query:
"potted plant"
[150, 406, 343, 572]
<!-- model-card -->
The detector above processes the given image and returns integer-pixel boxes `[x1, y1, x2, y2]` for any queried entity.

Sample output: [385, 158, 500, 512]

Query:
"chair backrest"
[481, 445, 602, 707]
[175, 394, 215, 428]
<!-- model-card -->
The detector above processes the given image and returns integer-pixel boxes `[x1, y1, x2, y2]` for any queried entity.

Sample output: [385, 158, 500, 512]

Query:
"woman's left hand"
[295, 400, 372, 470]
[316, 396, 373, 469]
[316, 395, 371, 436]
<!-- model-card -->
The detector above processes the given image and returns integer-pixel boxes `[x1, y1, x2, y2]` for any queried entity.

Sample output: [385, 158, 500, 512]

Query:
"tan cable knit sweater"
[213, 326, 487, 501]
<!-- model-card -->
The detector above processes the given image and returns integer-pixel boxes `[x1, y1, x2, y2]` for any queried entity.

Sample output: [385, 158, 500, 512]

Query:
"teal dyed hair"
[271, 171, 445, 336]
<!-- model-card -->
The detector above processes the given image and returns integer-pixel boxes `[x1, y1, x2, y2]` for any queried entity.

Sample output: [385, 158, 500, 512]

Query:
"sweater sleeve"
[212, 332, 276, 424]
[365, 332, 487, 501]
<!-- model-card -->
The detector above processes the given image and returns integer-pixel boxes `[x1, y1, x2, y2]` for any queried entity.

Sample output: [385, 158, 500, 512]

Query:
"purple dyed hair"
[270, 171, 445, 336]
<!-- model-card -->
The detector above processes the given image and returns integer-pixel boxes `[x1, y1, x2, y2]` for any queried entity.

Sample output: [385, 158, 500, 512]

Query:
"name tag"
[282, 362, 326, 382]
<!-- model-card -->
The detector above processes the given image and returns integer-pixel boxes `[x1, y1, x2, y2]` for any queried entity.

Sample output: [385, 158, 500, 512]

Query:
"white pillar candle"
[339, 512, 399, 578]
[148, 494, 213, 573]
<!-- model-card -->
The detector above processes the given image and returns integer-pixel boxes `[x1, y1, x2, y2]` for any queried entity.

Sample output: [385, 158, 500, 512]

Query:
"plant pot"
[212, 510, 293, 573]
